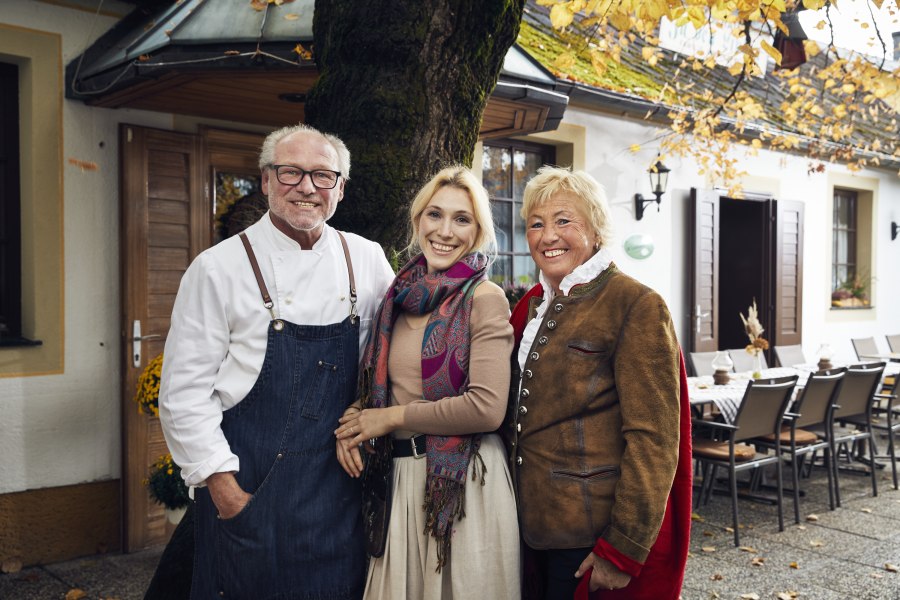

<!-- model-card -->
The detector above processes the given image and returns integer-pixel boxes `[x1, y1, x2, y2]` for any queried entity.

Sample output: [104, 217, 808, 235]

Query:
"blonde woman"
[335, 166, 520, 599]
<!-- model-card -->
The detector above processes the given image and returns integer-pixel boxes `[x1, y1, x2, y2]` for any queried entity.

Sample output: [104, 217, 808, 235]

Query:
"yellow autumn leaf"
[815, 20, 826, 30]
[728, 61, 744, 76]
[66, 590, 88, 600]
[803, 0, 827, 9]
[751, 139, 762, 149]
[789, 561, 800, 569]
[861, 507, 873, 513]
[642, 46, 656, 61]
[701, 546, 717, 552]
[250, 0, 267, 10]
[629, 144, 641, 153]
[751, 557, 766, 566]
[805, 514, 819, 521]
[549, 4, 574, 29]
[810, 540, 824, 547]
[841, 83, 856, 94]
[554, 51, 577, 71]
[739, 546, 757, 553]
[739, 594, 760, 600]
[760, 40, 782, 65]
[283, 13, 299, 20]
[886, 563, 899, 572]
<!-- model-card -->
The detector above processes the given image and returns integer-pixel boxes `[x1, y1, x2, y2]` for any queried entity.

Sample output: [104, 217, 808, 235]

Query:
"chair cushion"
[692, 439, 756, 461]
[757, 426, 820, 445]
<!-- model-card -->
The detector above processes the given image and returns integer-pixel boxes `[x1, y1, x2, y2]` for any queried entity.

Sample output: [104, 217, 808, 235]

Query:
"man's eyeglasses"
[269, 165, 342, 189]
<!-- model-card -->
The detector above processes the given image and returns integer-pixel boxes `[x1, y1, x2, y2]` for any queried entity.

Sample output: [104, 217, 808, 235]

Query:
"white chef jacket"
[159, 214, 394, 487]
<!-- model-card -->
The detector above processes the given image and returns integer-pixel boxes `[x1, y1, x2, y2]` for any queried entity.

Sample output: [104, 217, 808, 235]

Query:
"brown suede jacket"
[505, 264, 680, 564]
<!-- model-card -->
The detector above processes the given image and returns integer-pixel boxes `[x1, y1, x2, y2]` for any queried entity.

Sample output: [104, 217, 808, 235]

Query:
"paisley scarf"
[359, 251, 488, 568]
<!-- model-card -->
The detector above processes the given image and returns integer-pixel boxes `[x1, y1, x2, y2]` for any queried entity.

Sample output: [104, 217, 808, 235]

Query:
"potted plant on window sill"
[831, 275, 870, 308]
[147, 453, 191, 524]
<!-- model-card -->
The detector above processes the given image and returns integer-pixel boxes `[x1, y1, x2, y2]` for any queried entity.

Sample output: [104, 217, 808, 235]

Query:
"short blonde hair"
[408, 165, 497, 259]
[521, 166, 613, 247]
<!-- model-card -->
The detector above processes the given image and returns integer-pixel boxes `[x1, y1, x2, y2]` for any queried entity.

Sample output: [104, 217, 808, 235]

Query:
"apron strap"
[239, 232, 277, 320]
[239, 230, 359, 323]
[335, 231, 359, 323]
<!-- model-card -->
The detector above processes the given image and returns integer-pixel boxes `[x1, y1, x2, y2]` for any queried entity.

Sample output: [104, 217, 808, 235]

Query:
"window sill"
[829, 305, 874, 311]
[0, 337, 43, 348]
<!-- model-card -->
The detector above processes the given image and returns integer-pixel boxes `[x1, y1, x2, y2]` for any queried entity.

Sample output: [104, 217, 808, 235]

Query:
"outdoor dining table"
[688, 367, 808, 424]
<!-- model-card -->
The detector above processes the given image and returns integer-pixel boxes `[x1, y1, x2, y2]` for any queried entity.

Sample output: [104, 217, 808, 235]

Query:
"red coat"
[510, 284, 692, 600]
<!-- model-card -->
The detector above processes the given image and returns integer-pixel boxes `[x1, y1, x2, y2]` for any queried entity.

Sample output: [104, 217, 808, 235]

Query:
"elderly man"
[159, 124, 394, 599]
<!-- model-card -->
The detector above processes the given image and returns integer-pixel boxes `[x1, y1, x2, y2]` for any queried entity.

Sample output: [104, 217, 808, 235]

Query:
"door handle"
[694, 304, 710, 334]
[131, 319, 162, 368]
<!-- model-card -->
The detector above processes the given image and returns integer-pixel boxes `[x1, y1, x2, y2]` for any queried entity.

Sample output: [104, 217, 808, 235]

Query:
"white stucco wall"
[0, 1, 172, 494]
[525, 104, 900, 362]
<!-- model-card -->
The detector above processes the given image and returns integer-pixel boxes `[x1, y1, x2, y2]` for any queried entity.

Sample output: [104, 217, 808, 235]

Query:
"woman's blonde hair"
[521, 166, 613, 247]
[407, 165, 497, 259]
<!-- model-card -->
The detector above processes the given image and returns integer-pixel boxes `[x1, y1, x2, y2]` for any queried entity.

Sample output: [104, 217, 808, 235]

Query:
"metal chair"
[886, 334, 900, 353]
[836, 381, 899, 492]
[851, 337, 880, 361]
[773, 344, 807, 368]
[829, 362, 885, 506]
[689, 351, 723, 376]
[728, 348, 768, 373]
[755, 368, 846, 522]
[692, 375, 798, 546]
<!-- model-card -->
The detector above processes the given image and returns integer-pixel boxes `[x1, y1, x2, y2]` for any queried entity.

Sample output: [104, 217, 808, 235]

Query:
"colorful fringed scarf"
[359, 252, 488, 568]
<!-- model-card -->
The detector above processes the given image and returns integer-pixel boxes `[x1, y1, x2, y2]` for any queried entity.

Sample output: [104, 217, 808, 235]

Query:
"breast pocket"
[300, 357, 340, 420]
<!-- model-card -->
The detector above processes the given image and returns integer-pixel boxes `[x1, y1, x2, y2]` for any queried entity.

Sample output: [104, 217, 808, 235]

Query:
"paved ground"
[2, 466, 898, 599]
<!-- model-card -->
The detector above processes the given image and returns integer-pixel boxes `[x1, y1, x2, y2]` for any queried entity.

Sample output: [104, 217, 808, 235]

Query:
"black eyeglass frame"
[268, 164, 342, 189]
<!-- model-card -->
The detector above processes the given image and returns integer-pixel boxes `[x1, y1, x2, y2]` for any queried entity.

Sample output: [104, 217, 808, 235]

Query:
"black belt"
[392, 435, 426, 459]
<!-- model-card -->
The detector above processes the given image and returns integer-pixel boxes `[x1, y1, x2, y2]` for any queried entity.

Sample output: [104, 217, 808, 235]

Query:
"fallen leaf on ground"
[739, 546, 757, 553]
[702, 546, 717, 553]
[703, 530, 714, 537]
[751, 557, 766, 566]
[789, 561, 800, 569]
[710, 573, 724, 580]
[810, 540, 825, 547]
[886, 563, 899, 573]
[796, 525, 807, 530]
[739, 594, 760, 600]
[776, 592, 799, 599]
[725, 527, 734, 533]
[691, 512, 705, 522]
[861, 507, 873, 513]
[870, 572, 884, 579]
[1, 558, 23, 573]
[65, 590, 87, 600]
[805, 514, 818, 521]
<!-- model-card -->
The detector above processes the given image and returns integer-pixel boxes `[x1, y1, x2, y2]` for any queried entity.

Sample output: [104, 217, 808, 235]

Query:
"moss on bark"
[306, 0, 526, 251]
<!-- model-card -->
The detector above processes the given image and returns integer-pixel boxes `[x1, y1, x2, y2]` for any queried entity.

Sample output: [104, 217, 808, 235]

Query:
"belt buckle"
[411, 434, 425, 459]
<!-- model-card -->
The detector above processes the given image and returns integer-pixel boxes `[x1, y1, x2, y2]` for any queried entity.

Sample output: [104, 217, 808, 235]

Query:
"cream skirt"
[364, 433, 521, 600]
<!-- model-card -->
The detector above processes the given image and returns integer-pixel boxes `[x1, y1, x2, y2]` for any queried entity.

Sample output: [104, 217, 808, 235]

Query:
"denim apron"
[191, 231, 365, 600]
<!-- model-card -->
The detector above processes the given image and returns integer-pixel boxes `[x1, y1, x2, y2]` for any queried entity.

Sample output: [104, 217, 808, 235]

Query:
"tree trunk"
[306, 0, 526, 250]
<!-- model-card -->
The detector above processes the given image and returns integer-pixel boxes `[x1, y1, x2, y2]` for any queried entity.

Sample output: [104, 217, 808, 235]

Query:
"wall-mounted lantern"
[634, 156, 671, 221]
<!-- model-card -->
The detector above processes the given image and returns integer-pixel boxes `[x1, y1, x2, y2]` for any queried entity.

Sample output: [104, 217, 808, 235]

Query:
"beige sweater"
[389, 284, 513, 437]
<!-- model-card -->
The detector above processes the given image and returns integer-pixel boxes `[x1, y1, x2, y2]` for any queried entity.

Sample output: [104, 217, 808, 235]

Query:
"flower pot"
[165, 506, 187, 525]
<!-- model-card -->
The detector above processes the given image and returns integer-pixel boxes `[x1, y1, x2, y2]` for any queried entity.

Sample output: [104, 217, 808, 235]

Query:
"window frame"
[482, 138, 555, 285]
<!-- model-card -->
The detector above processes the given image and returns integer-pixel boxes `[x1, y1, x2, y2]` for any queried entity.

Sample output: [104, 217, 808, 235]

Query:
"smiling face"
[525, 191, 599, 294]
[416, 185, 479, 274]
[261, 131, 344, 248]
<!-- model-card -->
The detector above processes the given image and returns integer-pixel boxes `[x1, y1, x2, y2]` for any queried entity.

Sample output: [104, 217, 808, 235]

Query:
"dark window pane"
[491, 200, 512, 252]
[513, 254, 538, 284]
[513, 150, 544, 202]
[513, 200, 527, 253]
[490, 255, 512, 284]
[482, 146, 511, 199]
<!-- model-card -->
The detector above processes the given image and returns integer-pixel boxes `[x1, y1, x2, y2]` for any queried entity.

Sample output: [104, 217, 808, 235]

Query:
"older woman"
[335, 166, 520, 599]
[507, 166, 692, 600]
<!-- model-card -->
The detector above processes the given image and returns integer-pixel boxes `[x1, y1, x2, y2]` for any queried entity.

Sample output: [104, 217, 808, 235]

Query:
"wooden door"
[772, 200, 804, 347]
[120, 125, 206, 551]
[689, 188, 720, 352]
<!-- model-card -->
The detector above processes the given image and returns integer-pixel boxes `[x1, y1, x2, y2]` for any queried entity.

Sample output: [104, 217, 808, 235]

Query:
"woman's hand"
[335, 406, 405, 447]
[336, 406, 365, 478]
[574, 552, 632, 592]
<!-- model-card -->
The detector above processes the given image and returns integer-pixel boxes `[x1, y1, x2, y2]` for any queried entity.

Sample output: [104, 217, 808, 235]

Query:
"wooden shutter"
[773, 199, 804, 347]
[689, 188, 720, 352]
